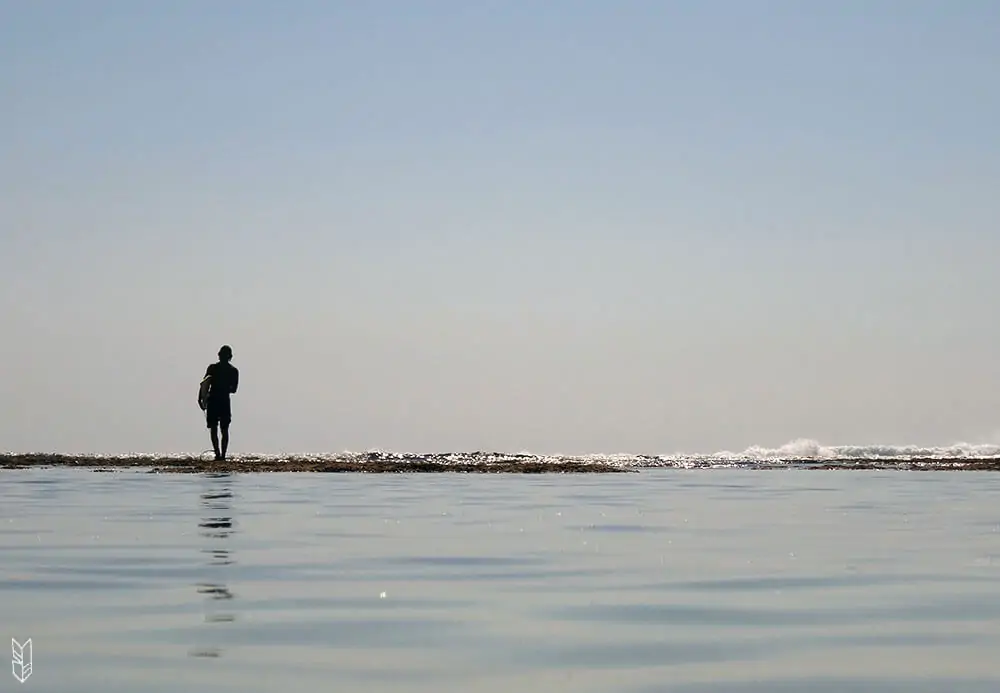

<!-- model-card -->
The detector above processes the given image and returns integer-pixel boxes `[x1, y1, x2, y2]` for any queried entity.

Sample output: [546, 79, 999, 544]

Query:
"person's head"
[218, 345, 233, 362]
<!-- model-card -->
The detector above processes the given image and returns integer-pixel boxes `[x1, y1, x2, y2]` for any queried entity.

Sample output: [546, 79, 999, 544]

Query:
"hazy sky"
[3, 1, 999, 455]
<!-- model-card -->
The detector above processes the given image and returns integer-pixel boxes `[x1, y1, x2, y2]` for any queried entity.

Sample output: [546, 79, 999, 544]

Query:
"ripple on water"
[1, 468, 1000, 693]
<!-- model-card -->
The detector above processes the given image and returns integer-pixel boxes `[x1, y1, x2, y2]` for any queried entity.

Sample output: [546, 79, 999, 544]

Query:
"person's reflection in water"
[191, 472, 237, 658]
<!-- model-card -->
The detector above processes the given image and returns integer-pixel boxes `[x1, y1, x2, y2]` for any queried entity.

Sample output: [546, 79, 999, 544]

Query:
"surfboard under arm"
[198, 375, 212, 411]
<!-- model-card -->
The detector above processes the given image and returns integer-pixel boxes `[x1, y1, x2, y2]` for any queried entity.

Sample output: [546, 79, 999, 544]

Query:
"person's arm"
[230, 368, 239, 394]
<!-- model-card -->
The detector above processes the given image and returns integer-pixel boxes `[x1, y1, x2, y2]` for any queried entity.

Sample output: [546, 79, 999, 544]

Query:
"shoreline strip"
[4, 454, 1000, 473]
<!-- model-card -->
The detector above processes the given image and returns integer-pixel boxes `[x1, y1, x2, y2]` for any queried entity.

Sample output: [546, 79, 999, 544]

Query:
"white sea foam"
[5, 437, 1000, 469]
[705, 438, 1000, 460]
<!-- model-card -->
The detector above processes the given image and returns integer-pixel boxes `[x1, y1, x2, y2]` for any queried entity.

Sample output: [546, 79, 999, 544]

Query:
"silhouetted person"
[204, 345, 239, 460]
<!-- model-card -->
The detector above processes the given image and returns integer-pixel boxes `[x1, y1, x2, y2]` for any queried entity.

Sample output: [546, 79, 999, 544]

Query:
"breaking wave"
[699, 438, 1000, 461]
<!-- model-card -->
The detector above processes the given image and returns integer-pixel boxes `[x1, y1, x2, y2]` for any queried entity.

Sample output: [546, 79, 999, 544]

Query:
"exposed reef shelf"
[0, 453, 630, 474]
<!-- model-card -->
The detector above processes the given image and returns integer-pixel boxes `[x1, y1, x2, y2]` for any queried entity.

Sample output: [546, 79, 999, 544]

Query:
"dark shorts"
[206, 398, 232, 428]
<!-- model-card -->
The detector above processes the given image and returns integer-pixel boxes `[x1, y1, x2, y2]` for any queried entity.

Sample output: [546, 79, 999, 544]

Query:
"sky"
[2, 1, 999, 455]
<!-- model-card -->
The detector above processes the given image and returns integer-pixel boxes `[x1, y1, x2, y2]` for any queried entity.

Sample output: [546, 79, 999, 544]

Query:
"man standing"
[203, 345, 239, 460]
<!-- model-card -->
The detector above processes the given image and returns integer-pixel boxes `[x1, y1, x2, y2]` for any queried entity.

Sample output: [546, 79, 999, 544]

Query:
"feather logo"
[12, 637, 31, 683]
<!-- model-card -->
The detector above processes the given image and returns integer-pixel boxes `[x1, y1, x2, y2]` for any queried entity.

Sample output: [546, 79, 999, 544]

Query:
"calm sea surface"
[2, 468, 999, 692]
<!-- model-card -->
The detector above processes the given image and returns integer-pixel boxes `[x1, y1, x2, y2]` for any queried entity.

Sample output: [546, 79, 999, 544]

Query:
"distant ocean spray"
[221, 436, 1000, 468]
[695, 437, 1000, 460]
[342, 437, 1000, 469]
[353, 438, 1000, 461]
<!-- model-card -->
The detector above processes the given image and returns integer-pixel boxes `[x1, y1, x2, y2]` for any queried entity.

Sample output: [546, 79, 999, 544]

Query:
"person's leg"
[207, 405, 221, 459]
[210, 426, 221, 460]
[219, 399, 232, 460]
[220, 422, 230, 460]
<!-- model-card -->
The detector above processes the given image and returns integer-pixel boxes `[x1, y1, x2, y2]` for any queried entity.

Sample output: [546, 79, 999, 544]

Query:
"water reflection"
[191, 472, 237, 658]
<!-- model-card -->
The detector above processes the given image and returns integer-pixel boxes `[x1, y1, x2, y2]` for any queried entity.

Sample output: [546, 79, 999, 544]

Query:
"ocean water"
[2, 467, 1000, 692]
